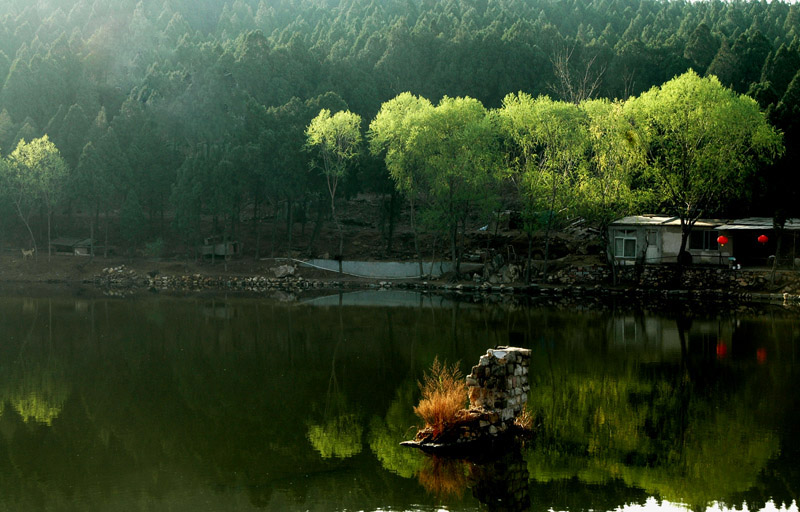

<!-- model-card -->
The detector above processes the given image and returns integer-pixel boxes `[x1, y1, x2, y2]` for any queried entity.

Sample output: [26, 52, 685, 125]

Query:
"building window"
[614, 229, 637, 258]
[689, 230, 719, 251]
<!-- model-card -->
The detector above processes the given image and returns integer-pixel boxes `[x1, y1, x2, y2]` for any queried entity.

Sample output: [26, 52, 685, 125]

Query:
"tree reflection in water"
[524, 310, 784, 509]
[0, 300, 70, 426]
[307, 411, 363, 459]
[0, 295, 794, 511]
[307, 309, 363, 459]
[367, 380, 424, 478]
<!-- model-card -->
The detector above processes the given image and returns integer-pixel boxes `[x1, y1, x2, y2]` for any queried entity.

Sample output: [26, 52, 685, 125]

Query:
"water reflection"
[0, 293, 794, 511]
[367, 381, 425, 478]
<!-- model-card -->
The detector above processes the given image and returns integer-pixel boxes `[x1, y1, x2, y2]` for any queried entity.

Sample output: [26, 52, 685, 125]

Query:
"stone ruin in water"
[466, 346, 531, 437]
[404, 346, 532, 449]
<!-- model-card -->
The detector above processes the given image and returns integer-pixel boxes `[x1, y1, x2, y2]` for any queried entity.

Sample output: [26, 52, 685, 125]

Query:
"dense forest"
[0, 0, 798, 264]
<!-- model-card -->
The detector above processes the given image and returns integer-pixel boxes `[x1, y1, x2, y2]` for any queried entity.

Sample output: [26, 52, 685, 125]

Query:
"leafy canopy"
[626, 70, 783, 223]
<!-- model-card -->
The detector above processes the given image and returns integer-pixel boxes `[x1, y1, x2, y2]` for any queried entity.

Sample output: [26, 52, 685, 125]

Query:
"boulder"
[272, 265, 296, 278]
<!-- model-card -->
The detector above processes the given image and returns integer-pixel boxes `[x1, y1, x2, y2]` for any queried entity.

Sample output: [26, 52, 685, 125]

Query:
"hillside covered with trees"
[0, 0, 797, 269]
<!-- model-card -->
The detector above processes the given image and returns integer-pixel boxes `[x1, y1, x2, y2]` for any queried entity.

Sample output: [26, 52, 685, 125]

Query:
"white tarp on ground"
[299, 259, 482, 278]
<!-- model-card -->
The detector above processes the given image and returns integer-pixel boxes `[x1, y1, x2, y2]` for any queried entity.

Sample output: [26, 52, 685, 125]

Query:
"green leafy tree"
[0, 109, 15, 153]
[497, 93, 589, 281]
[305, 108, 362, 269]
[171, 156, 204, 258]
[6, 136, 68, 259]
[95, 128, 132, 256]
[119, 189, 146, 256]
[760, 42, 800, 97]
[408, 96, 501, 274]
[684, 23, 719, 74]
[57, 103, 90, 170]
[625, 71, 783, 264]
[369, 92, 435, 274]
[579, 98, 644, 280]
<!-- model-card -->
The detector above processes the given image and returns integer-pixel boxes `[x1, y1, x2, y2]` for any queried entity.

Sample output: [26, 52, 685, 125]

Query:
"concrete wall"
[300, 259, 483, 278]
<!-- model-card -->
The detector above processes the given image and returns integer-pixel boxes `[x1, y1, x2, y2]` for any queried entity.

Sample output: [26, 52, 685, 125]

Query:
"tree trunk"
[450, 222, 458, 275]
[270, 202, 278, 259]
[287, 198, 294, 258]
[409, 197, 423, 277]
[103, 207, 109, 258]
[542, 210, 554, 280]
[771, 234, 782, 284]
[677, 218, 692, 267]
[89, 210, 95, 261]
[771, 222, 784, 284]
[14, 203, 37, 255]
[160, 193, 166, 238]
[541, 173, 560, 281]
[47, 211, 51, 262]
[254, 208, 261, 260]
[92, 203, 100, 259]
[525, 231, 533, 283]
[307, 198, 324, 255]
[330, 192, 343, 274]
[386, 190, 396, 254]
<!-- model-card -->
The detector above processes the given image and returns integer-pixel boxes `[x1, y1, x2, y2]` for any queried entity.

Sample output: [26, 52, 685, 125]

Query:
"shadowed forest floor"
[0, 194, 604, 286]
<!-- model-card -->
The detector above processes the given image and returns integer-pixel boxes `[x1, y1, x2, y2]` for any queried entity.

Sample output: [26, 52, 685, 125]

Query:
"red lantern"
[758, 234, 769, 244]
[717, 235, 728, 246]
[716, 342, 728, 359]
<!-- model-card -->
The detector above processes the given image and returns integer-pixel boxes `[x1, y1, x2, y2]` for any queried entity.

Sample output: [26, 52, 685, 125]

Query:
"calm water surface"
[0, 290, 797, 511]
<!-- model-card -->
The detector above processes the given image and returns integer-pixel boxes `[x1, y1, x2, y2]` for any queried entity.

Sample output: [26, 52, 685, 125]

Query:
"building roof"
[715, 217, 800, 231]
[613, 215, 800, 231]
[50, 238, 95, 247]
[611, 215, 724, 228]
[610, 215, 677, 226]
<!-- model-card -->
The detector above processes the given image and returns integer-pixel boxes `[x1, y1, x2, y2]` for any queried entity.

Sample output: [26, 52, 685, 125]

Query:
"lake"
[0, 290, 797, 511]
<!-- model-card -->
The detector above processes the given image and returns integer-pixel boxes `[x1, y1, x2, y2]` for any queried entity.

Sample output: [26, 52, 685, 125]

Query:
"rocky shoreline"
[87, 263, 800, 307]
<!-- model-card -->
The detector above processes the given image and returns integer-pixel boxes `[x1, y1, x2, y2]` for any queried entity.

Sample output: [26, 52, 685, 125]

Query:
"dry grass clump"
[513, 405, 533, 431]
[413, 357, 467, 437]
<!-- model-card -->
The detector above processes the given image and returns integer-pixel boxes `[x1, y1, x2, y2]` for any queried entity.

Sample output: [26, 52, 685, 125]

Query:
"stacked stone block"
[466, 346, 531, 436]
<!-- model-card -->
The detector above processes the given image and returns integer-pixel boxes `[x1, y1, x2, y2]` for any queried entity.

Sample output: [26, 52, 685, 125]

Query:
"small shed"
[609, 215, 726, 265]
[201, 236, 242, 259]
[50, 238, 97, 256]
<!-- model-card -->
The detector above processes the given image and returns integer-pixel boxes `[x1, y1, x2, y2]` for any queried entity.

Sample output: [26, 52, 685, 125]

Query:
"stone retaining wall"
[466, 347, 531, 437]
[545, 263, 800, 294]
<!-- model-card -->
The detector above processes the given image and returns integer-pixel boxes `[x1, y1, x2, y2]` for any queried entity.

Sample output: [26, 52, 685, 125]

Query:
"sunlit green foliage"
[625, 71, 783, 257]
[0, 0, 795, 256]
[305, 108, 362, 259]
[578, 98, 646, 268]
[368, 92, 434, 266]
[405, 96, 501, 271]
[5, 135, 67, 257]
[497, 93, 589, 279]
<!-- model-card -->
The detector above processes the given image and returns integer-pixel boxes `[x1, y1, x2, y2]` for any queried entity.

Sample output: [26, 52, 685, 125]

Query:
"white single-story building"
[610, 215, 800, 267]
[609, 215, 726, 265]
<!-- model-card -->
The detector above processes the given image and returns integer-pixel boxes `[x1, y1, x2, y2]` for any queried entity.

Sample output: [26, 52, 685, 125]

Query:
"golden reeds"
[413, 357, 467, 437]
